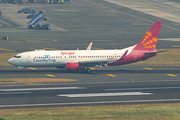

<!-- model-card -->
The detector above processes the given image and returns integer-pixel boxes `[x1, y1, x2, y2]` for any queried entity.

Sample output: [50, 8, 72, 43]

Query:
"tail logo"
[141, 31, 157, 49]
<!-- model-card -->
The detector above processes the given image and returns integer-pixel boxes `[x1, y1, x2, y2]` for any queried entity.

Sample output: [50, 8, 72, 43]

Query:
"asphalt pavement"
[0, 0, 180, 109]
[0, 0, 180, 53]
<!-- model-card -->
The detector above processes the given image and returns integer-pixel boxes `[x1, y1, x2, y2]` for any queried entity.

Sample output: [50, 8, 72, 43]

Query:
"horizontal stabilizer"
[145, 50, 168, 55]
[144, 52, 157, 55]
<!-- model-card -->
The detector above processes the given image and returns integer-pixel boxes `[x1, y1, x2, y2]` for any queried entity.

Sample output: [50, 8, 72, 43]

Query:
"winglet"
[86, 42, 93, 50]
[119, 50, 128, 60]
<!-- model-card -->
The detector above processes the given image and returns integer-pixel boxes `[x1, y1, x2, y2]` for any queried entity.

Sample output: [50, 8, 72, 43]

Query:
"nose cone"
[7, 58, 14, 65]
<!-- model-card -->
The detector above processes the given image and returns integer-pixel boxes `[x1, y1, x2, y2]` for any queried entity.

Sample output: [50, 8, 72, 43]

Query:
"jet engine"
[65, 62, 81, 70]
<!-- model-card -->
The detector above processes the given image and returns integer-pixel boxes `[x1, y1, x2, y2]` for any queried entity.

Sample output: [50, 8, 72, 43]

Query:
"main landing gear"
[86, 68, 91, 73]
[22, 69, 25, 72]
[82, 67, 91, 73]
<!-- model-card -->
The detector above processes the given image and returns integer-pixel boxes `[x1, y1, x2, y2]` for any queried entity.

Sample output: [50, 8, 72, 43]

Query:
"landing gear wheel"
[86, 68, 91, 73]
[22, 69, 25, 72]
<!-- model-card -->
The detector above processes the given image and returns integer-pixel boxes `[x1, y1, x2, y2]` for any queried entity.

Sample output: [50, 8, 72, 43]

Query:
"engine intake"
[65, 62, 81, 70]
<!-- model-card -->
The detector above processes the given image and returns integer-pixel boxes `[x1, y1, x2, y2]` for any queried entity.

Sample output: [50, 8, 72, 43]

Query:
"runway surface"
[0, 0, 180, 109]
[0, 65, 180, 109]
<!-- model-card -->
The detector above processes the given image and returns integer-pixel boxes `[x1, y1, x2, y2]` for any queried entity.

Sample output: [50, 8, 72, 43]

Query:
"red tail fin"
[133, 21, 162, 51]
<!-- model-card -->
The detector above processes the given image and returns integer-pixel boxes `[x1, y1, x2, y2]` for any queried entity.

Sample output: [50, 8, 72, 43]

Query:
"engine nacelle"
[65, 62, 81, 70]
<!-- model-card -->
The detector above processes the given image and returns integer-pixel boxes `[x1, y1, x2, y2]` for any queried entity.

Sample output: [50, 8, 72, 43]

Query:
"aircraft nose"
[7, 58, 14, 65]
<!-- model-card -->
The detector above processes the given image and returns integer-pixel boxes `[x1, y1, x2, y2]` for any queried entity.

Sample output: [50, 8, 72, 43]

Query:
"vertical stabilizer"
[133, 21, 162, 51]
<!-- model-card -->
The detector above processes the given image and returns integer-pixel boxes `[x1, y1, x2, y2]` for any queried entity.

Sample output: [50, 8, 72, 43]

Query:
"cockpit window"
[14, 56, 21, 58]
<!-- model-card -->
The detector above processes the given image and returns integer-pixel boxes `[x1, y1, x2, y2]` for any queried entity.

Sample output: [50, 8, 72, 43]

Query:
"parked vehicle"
[27, 13, 38, 18]
[28, 23, 51, 30]
[36, 24, 51, 30]
[17, 8, 26, 13]
[24, 8, 36, 14]
[18, 8, 36, 14]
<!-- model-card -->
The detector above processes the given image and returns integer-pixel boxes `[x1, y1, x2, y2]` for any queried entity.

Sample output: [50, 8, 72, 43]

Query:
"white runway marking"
[105, 0, 180, 23]
[105, 87, 180, 91]
[57, 92, 152, 97]
[0, 92, 31, 94]
[158, 38, 180, 41]
[1, 99, 180, 108]
[0, 87, 86, 91]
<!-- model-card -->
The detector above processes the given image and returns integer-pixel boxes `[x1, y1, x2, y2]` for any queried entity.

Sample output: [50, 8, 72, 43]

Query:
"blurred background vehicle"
[18, 8, 36, 14]
[27, 13, 38, 18]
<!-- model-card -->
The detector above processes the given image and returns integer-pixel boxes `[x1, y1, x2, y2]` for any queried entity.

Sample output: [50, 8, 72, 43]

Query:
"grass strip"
[0, 78, 76, 84]
[130, 48, 180, 66]
[0, 53, 17, 66]
[0, 103, 180, 120]
[1, 48, 180, 66]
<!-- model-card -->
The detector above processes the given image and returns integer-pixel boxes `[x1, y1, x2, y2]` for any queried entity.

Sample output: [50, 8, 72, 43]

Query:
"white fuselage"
[8, 46, 134, 68]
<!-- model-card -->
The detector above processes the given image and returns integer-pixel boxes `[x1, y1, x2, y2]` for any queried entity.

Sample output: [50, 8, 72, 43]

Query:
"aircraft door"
[27, 53, 31, 62]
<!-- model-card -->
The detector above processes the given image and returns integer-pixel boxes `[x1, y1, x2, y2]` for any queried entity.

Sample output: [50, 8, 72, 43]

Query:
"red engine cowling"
[65, 63, 81, 70]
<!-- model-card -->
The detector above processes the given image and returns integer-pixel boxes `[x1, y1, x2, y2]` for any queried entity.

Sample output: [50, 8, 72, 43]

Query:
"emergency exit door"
[27, 53, 31, 62]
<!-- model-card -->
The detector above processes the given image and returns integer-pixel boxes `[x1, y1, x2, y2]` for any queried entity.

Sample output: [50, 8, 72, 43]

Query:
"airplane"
[8, 21, 162, 73]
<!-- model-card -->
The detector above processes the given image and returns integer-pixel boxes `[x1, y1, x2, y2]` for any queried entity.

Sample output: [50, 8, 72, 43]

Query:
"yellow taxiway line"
[46, 74, 55, 77]
[91, 47, 104, 50]
[0, 48, 15, 51]
[172, 45, 180, 48]
[144, 67, 154, 70]
[107, 74, 116, 77]
[26, 40, 42, 42]
[28, 67, 37, 70]
[89, 67, 95, 70]
[43, 48, 60, 50]
[167, 74, 177, 77]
